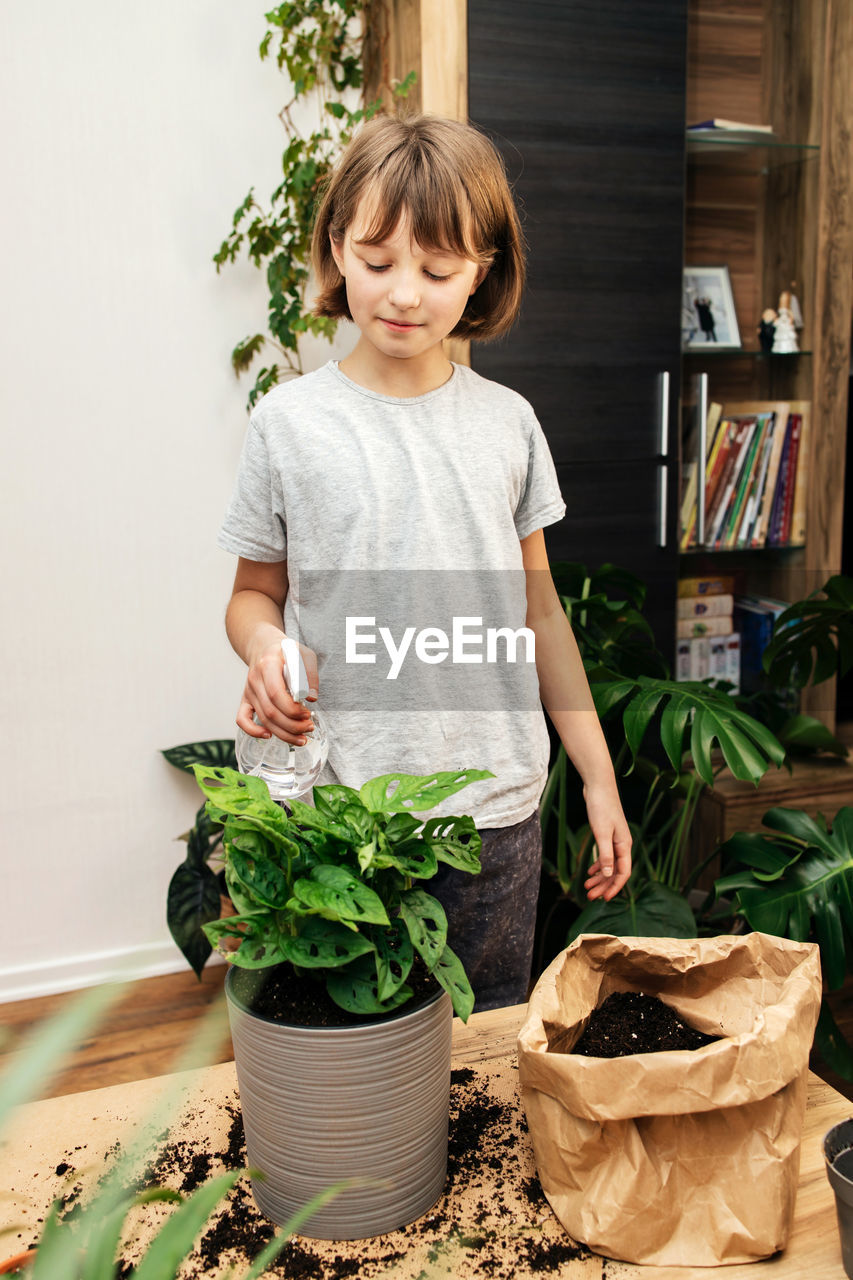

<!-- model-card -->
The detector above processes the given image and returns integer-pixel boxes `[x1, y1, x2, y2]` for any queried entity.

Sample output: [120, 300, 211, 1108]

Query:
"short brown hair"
[311, 114, 525, 341]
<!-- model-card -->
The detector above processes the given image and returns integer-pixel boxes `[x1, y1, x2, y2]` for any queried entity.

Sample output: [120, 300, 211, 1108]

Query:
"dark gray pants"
[428, 810, 542, 1012]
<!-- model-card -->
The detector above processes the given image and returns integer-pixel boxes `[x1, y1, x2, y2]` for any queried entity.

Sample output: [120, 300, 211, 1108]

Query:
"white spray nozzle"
[281, 637, 311, 704]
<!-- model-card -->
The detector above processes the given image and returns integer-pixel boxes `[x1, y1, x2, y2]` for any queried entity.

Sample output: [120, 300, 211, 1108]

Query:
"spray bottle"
[234, 637, 328, 803]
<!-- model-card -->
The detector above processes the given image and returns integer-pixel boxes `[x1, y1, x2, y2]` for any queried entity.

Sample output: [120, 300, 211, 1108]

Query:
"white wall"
[0, 1, 352, 1000]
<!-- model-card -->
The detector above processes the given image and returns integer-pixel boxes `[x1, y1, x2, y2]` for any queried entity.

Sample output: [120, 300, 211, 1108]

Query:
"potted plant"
[191, 762, 489, 1239]
[536, 564, 851, 960]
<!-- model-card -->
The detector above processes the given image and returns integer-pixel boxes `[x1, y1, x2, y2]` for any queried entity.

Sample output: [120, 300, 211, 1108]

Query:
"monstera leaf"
[567, 881, 698, 944]
[716, 806, 853, 1078]
[591, 674, 786, 785]
[762, 575, 853, 689]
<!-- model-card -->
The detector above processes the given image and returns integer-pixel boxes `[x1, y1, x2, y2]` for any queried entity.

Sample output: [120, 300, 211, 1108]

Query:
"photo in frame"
[682, 265, 741, 350]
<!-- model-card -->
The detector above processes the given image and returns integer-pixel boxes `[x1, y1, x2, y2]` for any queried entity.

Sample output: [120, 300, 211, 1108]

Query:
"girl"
[218, 114, 632, 1010]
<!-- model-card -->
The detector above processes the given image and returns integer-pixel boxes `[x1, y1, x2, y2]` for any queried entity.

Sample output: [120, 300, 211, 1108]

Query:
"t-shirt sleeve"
[514, 408, 566, 540]
[217, 419, 288, 561]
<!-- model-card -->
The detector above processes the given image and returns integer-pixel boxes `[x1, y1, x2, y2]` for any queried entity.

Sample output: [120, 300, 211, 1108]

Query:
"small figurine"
[772, 291, 799, 353]
[758, 308, 777, 353]
[788, 280, 804, 330]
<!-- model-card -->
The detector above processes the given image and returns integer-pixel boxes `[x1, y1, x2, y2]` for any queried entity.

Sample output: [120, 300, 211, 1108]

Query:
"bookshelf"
[678, 0, 853, 729]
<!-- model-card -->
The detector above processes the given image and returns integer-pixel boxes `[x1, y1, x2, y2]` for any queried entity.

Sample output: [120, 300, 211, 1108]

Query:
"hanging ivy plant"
[214, 1, 416, 407]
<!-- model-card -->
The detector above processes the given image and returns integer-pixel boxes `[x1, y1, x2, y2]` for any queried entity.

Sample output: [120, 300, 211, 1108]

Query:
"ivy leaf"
[231, 334, 266, 375]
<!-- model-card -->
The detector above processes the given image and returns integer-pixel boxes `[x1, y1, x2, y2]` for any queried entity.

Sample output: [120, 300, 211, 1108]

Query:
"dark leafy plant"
[215, 0, 416, 407]
[194, 765, 491, 1021]
[537, 561, 788, 954]
[715, 806, 853, 1078]
[162, 740, 236, 977]
[762, 574, 853, 689]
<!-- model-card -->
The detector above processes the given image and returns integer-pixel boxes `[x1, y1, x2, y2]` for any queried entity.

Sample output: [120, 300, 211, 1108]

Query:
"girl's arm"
[225, 557, 317, 745]
[521, 529, 632, 901]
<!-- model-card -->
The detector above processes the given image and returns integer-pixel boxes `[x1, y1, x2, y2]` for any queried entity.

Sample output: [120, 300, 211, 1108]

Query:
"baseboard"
[0, 940, 224, 1004]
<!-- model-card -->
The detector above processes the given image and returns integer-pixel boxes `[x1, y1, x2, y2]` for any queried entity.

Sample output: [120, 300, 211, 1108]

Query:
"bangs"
[348, 144, 492, 265]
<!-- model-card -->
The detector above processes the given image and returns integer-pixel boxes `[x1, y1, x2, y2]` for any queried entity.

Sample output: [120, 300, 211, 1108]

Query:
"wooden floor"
[3, 961, 853, 1102]
[0, 965, 232, 1101]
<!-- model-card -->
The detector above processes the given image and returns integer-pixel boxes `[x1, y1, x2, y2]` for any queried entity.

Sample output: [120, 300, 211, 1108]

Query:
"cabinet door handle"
[657, 370, 670, 548]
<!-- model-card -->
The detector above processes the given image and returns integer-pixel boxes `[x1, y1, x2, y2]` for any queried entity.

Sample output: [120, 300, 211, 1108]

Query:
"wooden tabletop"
[0, 1002, 849, 1278]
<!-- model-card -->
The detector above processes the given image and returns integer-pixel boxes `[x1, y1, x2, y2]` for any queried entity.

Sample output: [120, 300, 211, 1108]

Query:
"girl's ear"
[330, 232, 345, 277]
[470, 262, 490, 295]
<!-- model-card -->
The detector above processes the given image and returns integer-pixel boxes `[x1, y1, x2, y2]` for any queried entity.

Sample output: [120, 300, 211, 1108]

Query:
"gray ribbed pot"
[225, 967, 453, 1239]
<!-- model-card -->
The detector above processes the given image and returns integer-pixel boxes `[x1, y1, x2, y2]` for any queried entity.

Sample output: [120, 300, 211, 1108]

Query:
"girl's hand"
[582, 782, 633, 901]
[237, 636, 320, 746]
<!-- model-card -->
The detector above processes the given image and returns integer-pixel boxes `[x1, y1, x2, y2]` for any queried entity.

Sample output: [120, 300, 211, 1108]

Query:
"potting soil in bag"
[517, 932, 821, 1266]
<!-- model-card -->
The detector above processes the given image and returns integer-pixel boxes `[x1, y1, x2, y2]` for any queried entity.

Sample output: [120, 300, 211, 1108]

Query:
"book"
[734, 595, 789, 693]
[768, 416, 796, 545]
[677, 593, 734, 619]
[721, 414, 767, 548]
[752, 407, 790, 546]
[734, 412, 774, 548]
[710, 417, 756, 548]
[676, 638, 691, 682]
[724, 632, 741, 694]
[677, 575, 734, 598]
[788, 400, 811, 545]
[742, 412, 778, 547]
[688, 119, 774, 133]
[676, 615, 734, 639]
[687, 120, 776, 147]
[680, 401, 722, 549]
[778, 413, 803, 544]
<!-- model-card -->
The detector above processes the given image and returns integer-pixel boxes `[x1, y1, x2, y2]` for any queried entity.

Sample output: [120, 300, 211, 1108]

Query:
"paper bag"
[517, 932, 821, 1266]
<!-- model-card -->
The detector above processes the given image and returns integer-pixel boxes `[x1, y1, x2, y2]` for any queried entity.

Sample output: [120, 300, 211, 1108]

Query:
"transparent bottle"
[234, 638, 328, 804]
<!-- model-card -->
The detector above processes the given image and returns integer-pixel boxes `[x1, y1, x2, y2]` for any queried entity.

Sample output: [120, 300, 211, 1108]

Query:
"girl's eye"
[425, 270, 450, 283]
[365, 263, 390, 273]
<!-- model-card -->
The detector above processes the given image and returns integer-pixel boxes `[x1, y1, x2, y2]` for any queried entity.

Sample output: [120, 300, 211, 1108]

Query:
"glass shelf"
[682, 347, 812, 359]
[686, 135, 820, 173]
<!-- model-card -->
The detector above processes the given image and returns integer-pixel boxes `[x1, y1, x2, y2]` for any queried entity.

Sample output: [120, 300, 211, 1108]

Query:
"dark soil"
[569, 991, 721, 1057]
[230, 959, 440, 1028]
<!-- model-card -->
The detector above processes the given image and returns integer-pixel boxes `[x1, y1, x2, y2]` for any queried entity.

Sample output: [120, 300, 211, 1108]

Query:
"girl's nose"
[388, 271, 420, 310]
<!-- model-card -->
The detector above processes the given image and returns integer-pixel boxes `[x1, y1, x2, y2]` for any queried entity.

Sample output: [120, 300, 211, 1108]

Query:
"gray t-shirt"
[219, 360, 566, 826]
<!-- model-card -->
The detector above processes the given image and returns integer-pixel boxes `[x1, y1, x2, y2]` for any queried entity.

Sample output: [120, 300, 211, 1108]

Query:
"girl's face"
[330, 200, 486, 370]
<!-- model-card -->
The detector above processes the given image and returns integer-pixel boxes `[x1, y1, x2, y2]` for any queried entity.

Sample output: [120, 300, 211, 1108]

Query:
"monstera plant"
[537, 565, 851, 959]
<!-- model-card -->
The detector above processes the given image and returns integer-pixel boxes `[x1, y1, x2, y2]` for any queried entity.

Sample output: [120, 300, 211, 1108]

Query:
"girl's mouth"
[381, 318, 421, 332]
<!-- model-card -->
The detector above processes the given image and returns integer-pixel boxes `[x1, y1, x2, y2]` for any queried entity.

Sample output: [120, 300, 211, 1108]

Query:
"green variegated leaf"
[399, 889, 447, 969]
[432, 944, 474, 1022]
[623, 687, 666, 762]
[359, 769, 493, 814]
[227, 846, 290, 909]
[203, 912, 285, 968]
[326, 953, 412, 1015]
[374, 839, 438, 879]
[291, 865, 390, 927]
[421, 815, 482, 873]
[281, 918, 375, 969]
[370, 919, 414, 1001]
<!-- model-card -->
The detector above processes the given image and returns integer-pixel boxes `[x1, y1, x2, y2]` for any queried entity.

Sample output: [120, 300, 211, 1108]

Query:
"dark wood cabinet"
[467, 0, 688, 649]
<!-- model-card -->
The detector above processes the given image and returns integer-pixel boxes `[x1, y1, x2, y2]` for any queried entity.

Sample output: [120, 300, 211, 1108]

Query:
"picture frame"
[682, 265, 741, 351]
